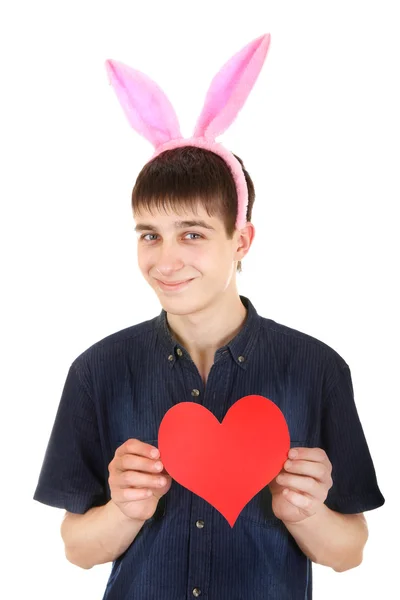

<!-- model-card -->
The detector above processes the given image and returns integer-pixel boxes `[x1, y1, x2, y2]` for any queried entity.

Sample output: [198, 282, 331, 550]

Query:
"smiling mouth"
[155, 278, 194, 291]
[157, 279, 191, 285]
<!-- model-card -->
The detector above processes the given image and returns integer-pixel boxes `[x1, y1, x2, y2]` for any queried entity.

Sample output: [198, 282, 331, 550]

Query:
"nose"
[154, 241, 185, 277]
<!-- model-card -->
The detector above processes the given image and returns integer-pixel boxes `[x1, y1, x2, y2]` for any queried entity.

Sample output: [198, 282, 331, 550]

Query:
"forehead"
[133, 203, 223, 231]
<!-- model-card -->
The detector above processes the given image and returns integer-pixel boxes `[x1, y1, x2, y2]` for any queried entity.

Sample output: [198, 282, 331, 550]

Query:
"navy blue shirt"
[33, 296, 385, 599]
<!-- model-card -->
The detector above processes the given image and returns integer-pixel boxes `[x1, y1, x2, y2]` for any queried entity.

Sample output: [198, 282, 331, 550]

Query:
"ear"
[105, 59, 182, 148]
[193, 34, 271, 141]
[234, 222, 256, 262]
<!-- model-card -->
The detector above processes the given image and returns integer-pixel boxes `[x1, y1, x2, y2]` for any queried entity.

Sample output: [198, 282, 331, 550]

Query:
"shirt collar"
[155, 295, 261, 370]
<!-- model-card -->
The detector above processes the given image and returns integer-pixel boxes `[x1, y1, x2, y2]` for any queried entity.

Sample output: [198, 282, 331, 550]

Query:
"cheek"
[193, 245, 232, 272]
[206, 244, 233, 267]
[137, 248, 151, 274]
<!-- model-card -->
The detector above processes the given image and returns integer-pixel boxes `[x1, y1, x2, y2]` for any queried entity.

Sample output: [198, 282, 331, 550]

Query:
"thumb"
[155, 473, 173, 499]
[269, 470, 285, 494]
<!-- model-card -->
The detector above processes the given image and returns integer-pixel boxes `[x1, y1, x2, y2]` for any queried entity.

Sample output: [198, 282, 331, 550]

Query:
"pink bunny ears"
[105, 33, 271, 230]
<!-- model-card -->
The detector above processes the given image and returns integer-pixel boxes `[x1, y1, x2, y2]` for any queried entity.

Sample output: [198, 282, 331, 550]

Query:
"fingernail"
[159, 477, 167, 486]
[154, 461, 163, 471]
[289, 450, 297, 458]
[150, 449, 159, 458]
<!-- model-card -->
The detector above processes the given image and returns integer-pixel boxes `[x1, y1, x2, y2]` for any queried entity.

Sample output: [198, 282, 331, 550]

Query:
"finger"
[113, 475, 172, 503]
[113, 470, 170, 490]
[113, 487, 154, 502]
[115, 439, 160, 460]
[116, 453, 164, 474]
[276, 473, 327, 501]
[282, 488, 316, 516]
[283, 459, 332, 484]
[288, 447, 330, 466]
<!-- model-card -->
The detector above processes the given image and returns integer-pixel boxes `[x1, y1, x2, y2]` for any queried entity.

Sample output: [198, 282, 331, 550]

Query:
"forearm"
[61, 500, 145, 569]
[284, 505, 368, 572]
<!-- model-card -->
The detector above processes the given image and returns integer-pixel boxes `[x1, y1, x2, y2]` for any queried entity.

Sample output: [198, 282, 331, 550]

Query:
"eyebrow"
[134, 220, 216, 232]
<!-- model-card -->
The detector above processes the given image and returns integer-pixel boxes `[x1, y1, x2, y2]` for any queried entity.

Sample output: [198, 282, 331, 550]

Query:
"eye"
[140, 233, 158, 242]
[185, 233, 202, 240]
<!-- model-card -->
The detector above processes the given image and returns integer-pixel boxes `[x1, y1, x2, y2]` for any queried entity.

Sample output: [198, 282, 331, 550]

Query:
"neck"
[166, 291, 247, 365]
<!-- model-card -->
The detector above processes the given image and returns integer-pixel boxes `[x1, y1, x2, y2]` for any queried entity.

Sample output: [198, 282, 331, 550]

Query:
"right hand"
[108, 438, 172, 522]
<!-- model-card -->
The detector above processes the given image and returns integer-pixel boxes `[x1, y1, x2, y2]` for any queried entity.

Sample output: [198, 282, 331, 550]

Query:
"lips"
[157, 279, 191, 285]
[155, 278, 194, 292]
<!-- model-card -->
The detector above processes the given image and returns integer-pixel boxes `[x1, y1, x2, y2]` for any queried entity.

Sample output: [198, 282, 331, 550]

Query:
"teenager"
[33, 35, 384, 599]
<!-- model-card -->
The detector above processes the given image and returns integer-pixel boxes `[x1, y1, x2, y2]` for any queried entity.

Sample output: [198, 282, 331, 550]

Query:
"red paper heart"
[158, 395, 290, 527]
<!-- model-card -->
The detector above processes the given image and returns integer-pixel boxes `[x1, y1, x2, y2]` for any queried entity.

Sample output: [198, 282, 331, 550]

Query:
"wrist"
[108, 499, 146, 526]
[283, 503, 329, 529]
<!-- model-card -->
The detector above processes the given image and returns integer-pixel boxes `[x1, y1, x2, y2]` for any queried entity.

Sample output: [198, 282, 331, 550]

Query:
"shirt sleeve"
[321, 360, 385, 514]
[33, 357, 109, 514]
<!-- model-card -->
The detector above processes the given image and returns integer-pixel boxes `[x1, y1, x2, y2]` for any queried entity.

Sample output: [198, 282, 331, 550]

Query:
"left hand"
[269, 447, 333, 524]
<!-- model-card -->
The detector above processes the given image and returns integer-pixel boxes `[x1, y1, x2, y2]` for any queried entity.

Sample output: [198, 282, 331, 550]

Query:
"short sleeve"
[321, 362, 385, 514]
[33, 358, 108, 514]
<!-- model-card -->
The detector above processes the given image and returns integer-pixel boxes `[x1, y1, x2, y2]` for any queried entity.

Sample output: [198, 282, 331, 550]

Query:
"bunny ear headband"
[105, 33, 271, 230]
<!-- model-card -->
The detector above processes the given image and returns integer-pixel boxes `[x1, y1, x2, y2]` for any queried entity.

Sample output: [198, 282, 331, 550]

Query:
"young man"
[34, 145, 384, 600]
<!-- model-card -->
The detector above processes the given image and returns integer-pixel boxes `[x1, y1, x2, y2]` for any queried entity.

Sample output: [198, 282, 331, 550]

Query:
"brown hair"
[131, 146, 255, 272]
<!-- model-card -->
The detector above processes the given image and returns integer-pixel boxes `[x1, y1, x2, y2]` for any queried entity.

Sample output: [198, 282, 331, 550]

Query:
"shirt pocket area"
[236, 440, 310, 528]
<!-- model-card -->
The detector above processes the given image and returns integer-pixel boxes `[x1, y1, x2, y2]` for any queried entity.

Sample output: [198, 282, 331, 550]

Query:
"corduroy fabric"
[33, 296, 385, 599]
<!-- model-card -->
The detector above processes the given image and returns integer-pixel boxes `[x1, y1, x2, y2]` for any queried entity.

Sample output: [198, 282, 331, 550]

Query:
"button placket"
[186, 357, 234, 596]
[186, 368, 212, 598]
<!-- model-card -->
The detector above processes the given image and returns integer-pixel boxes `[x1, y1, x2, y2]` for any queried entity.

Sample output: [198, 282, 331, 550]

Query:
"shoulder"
[70, 315, 159, 373]
[258, 315, 349, 370]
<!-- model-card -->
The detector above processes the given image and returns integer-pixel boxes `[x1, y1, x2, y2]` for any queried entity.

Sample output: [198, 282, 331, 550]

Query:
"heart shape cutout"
[158, 395, 290, 527]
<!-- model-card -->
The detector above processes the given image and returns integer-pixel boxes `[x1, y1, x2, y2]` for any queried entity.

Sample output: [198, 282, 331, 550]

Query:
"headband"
[105, 33, 271, 230]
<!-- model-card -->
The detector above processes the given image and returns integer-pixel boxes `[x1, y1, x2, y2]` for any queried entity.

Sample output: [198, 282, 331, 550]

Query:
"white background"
[1, 1, 398, 598]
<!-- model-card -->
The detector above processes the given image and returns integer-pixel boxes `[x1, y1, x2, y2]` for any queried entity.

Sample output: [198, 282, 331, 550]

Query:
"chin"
[155, 292, 210, 316]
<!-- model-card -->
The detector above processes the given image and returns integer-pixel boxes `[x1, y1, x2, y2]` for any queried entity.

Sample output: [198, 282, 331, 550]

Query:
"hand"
[108, 439, 172, 522]
[269, 447, 333, 524]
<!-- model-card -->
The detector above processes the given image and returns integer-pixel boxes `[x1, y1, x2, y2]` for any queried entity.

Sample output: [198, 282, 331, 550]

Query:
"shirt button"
[168, 354, 174, 362]
[238, 355, 245, 363]
[176, 348, 183, 357]
[192, 589, 201, 597]
[191, 389, 200, 397]
[196, 519, 204, 529]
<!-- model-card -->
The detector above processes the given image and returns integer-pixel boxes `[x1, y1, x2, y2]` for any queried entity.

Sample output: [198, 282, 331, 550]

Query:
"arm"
[284, 507, 368, 571]
[271, 362, 384, 571]
[61, 500, 145, 570]
[33, 360, 172, 571]
[269, 447, 371, 572]
[60, 439, 172, 570]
